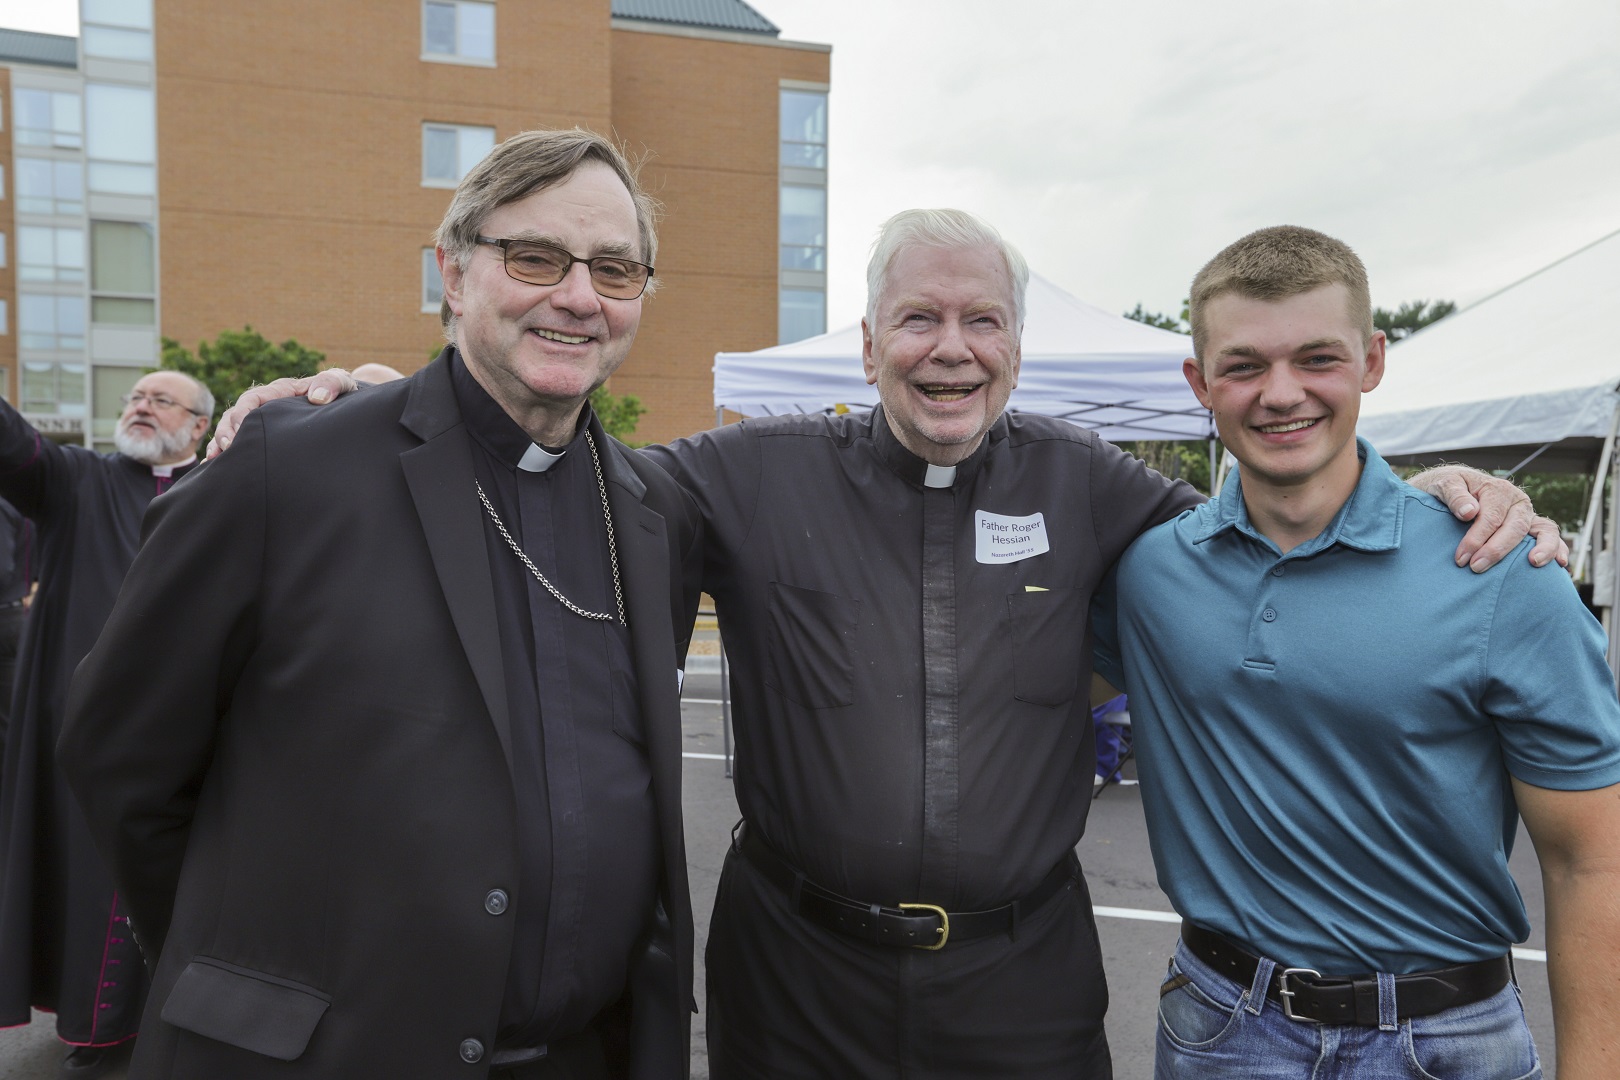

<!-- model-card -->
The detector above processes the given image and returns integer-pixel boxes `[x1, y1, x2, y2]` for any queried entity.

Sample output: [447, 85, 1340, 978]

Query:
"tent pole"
[1208, 438, 1219, 496]
[1572, 398, 1620, 582]
[1609, 444, 1620, 682]
[713, 404, 736, 775]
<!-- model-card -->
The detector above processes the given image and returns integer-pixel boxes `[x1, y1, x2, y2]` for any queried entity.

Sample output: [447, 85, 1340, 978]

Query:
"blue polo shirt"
[1093, 439, 1620, 975]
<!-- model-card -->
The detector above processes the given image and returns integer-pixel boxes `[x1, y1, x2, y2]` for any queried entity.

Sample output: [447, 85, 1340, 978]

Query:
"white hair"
[864, 208, 1030, 328]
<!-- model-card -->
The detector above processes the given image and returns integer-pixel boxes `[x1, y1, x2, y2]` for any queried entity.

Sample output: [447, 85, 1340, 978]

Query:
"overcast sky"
[10, 0, 1619, 329]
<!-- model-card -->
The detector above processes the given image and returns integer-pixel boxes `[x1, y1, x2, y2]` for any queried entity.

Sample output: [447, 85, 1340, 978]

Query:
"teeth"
[1259, 418, 1316, 433]
[920, 385, 975, 401]
[533, 328, 590, 344]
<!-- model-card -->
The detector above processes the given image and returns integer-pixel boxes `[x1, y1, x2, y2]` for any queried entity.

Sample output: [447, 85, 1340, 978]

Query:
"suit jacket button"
[459, 1038, 485, 1064]
[485, 889, 509, 915]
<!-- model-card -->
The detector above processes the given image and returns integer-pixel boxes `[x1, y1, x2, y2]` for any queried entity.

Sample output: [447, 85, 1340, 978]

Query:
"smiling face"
[115, 371, 210, 466]
[439, 161, 642, 444]
[862, 242, 1022, 465]
[1186, 283, 1385, 497]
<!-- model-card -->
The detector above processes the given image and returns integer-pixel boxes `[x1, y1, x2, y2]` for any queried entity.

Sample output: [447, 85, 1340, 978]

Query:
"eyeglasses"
[475, 236, 653, 300]
[121, 392, 207, 416]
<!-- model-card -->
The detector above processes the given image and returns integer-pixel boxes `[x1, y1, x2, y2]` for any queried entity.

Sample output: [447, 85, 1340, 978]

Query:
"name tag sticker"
[975, 510, 1050, 565]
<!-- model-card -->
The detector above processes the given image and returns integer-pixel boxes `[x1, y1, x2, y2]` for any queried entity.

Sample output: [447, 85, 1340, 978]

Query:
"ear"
[1009, 337, 1022, 390]
[861, 319, 878, 386]
[190, 412, 212, 446]
[438, 246, 465, 318]
[1361, 330, 1387, 394]
[1182, 356, 1213, 410]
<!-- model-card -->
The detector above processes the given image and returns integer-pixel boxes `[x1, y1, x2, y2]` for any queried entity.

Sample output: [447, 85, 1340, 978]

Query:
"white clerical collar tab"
[150, 455, 196, 478]
[923, 463, 957, 489]
[517, 443, 565, 473]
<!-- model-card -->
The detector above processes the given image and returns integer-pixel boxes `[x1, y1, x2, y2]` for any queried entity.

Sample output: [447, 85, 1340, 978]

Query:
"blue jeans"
[1155, 940, 1541, 1080]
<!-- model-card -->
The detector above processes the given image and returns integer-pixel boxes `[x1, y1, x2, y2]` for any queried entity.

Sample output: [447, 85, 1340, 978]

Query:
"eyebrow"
[502, 231, 639, 259]
[1217, 337, 1349, 360]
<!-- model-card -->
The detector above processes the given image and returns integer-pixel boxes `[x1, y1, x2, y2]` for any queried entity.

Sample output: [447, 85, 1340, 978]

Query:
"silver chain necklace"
[474, 430, 627, 626]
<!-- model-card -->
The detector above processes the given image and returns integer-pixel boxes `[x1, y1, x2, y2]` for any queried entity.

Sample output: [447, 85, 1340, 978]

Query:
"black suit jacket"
[61, 356, 701, 1078]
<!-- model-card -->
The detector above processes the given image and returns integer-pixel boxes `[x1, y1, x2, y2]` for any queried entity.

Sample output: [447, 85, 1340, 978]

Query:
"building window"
[422, 123, 494, 187]
[779, 86, 828, 344]
[0, 233, 6, 269]
[86, 84, 157, 195]
[779, 185, 826, 272]
[15, 158, 85, 216]
[19, 295, 87, 352]
[779, 289, 826, 346]
[22, 361, 87, 414]
[422, 248, 444, 312]
[92, 365, 143, 442]
[0, 300, 8, 336]
[12, 88, 82, 150]
[18, 226, 86, 283]
[780, 90, 828, 169]
[83, 25, 155, 62]
[423, 1, 495, 64]
[91, 221, 156, 325]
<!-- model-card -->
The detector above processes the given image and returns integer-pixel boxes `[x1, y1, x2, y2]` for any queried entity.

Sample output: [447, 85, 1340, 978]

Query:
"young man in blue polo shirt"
[1095, 225, 1620, 1079]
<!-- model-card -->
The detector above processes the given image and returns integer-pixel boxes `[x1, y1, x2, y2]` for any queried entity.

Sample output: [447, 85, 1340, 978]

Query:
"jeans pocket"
[1405, 984, 1541, 1080]
[1157, 959, 1246, 1050]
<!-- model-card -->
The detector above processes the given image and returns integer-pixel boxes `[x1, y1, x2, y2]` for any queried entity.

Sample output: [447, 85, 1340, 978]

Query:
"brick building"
[0, 0, 829, 447]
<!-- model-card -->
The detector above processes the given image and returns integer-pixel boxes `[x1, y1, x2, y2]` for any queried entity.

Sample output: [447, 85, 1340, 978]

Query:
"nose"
[547, 260, 603, 318]
[1257, 365, 1307, 412]
[930, 319, 974, 364]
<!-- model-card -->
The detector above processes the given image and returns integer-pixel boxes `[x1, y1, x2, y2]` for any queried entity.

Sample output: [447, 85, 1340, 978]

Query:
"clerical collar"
[151, 456, 197, 477]
[517, 443, 565, 473]
[869, 405, 1000, 490]
[449, 345, 590, 469]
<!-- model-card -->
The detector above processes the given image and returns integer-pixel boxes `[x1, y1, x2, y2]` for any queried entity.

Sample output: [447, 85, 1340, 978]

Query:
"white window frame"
[421, 0, 496, 67]
[421, 123, 495, 188]
[422, 248, 445, 312]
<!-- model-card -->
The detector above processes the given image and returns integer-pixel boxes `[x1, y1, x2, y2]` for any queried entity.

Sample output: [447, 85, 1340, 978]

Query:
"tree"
[1123, 302, 1188, 334]
[1374, 299, 1456, 343]
[161, 327, 326, 435]
[591, 385, 646, 443]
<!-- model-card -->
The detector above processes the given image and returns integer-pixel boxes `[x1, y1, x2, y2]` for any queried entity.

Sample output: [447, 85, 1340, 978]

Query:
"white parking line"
[681, 698, 725, 706]
[682, 752, 730, 761]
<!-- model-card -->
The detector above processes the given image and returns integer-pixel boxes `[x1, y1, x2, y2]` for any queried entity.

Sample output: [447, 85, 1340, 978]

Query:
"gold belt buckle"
[898, 903, 949, 950]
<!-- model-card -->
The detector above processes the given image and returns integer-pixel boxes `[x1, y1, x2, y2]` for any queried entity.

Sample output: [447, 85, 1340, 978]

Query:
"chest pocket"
[1006, 588, 1087, 707]
[766, 581, 859, 709]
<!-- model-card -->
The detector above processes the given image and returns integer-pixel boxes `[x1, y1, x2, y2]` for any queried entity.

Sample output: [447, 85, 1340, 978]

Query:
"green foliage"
[591, 386, 646, 443]
[1374, 299, 1456, 343]
[1517, 472, 1591, 534]
[1117, 441, 1212, 496]
[161, 327, 325, 435]
[1123, 302, 1189, 334]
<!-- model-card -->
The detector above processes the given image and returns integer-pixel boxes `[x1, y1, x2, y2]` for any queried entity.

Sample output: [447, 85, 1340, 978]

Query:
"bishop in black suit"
[60, 129, 701, 1079]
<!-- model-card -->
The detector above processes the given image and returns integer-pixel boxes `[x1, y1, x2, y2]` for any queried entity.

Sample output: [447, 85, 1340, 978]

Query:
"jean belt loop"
[1376, 971, 1398, 1031]
[1247, 956, 1276, 1016]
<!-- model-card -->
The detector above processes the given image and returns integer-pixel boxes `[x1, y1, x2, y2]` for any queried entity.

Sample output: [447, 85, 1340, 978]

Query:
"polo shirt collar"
[1193, 437, 1405, 556]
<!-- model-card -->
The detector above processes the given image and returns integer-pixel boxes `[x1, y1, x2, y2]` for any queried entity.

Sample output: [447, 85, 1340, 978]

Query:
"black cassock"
[0, 400, 192, 1046]
[647, 408, 1201, 1079]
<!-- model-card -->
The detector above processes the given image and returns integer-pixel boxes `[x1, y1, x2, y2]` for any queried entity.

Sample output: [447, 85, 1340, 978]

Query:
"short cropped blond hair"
[1188, 225, 1373, 360]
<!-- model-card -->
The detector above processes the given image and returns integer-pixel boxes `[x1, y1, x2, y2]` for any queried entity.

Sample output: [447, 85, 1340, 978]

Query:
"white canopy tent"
[1356, 226, 1620, 675]
[713, 273, 1214, 444]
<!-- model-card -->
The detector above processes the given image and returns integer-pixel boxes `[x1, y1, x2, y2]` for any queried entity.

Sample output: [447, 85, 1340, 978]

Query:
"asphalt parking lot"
[0, 669, 1558, 1079]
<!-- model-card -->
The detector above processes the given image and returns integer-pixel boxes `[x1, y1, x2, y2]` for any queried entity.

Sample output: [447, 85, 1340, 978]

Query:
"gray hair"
[434, 128, 661, 339]
[865, 208, 1030, 328]
[186, 376, 216, 424]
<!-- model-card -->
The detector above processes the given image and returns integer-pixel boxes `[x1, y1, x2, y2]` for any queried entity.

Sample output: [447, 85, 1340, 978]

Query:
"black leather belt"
[735, 822, 1075, 949]
[1180, 922, 1512, 1025]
